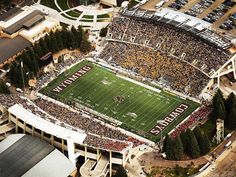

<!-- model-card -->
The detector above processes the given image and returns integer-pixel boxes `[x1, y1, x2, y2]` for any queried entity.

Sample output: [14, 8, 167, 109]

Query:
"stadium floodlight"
[20, 62, 25, 92]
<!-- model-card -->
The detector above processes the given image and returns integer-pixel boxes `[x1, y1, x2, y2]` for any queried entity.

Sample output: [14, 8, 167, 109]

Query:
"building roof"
[0, 7, 23, 22]
[0, 134, 54, 177]
[0, 134, 76, 177]
[23, 14, 44, 28]
[3, 10, 44, 35]
[0, 36, 31, 64]
[22, 149, 76, 177]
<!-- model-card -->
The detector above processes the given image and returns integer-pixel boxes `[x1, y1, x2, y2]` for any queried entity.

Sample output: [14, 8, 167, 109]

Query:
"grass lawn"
[66, 10, 82, 17]
[60, 22, 69, 28]
[57, 0, 70, 11]
[80, 19, 93, 22]
[97, 13, 110, 18]
[82, 15, 94, 19]
[97, 19, 112, 22]
[41, 61, 199, 141]
[40, 0, 60, 11]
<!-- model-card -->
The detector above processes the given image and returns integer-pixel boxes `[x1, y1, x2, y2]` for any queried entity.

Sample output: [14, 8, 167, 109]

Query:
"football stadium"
[0, 1, 236, 176]
[41, 60, 199, 141]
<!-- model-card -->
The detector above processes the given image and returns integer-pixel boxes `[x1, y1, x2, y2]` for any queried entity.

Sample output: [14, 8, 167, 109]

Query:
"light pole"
[20, 62, 25, 92]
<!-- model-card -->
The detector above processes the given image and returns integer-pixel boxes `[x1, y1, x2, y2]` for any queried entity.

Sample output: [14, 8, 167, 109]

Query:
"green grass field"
[41, 61, 199, 141]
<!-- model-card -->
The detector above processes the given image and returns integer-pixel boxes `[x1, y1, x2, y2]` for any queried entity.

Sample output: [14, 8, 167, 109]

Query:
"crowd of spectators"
[33, 97, 144, 149]
[0, 94, 143, 152]
[170, 105, 212, 138]
[107, 17, 230, 74]
[100, 41, 209, 97]
[36, 52, 83, 90]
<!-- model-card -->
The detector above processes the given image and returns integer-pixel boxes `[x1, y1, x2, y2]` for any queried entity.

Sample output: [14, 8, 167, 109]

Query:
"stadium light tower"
[21, 62, 25, 92]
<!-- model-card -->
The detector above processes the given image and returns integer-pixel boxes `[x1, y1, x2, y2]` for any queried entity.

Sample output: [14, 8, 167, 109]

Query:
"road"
[206, 141, 236, 177]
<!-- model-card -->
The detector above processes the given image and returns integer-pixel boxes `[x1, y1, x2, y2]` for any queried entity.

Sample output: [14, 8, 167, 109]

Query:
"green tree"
[186, 129, 200, 158]
[172, 135, 184, 160]
[55, 31, 64, 50]
[211, 89, 227, 121]
[61, 29, 69, 49]
[114, 166, 128, 177]
[2, 0, 12, 7]
[162, 134, 169, 153]
[227, 107, 236, 130]
[70, 26, 80, 49]
[39, 39, 49, 55]
[225, 92, 236, 127]
[51, 34, 59, 53]
[100, 26, 108, 37]
[7, 62, 18, 86]
[225, 92, 236, 112]
[163, 135, 175, 160]
[180, 131, 188, 152]
[33, 44, 44, 58]
[194, 127, 210, 155]
[21, 52, 31, 69]
[80, 36, 91, 53]
[0, 80, 10, 94]
[128, 0, 137, 9]
[201, 133, 211, 154]
[77, 26, 83, 47]
[31, 55, 39, 76]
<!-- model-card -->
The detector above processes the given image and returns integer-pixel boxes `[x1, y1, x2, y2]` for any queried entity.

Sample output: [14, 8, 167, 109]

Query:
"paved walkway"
[139, 152, 208, 170]
[34, 1, 114, 30]
[126, 146, 154, 177]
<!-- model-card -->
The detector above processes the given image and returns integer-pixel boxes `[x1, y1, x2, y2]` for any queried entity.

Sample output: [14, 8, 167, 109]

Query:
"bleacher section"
[100, 41, 210, 97]
[99, 12, 236, 97]
[122, 8, 232, 49]
[106, 16, 231, 74]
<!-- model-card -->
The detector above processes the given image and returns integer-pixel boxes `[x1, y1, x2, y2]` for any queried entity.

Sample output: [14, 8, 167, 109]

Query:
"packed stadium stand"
[98, 8, 236, 98]
[100, 41, 209, 97]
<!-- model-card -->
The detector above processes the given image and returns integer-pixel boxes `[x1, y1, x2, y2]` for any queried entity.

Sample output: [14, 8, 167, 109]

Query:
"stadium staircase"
[80, 156, 109, 177]
[0, 114, 14, 140]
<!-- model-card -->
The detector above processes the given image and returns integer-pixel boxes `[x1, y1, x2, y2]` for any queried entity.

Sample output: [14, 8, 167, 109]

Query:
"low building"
[0, 36, 31, 67]
[0, 134, 77, 177]
[0, 5, 61, 67]
[0, 6, 61, 43]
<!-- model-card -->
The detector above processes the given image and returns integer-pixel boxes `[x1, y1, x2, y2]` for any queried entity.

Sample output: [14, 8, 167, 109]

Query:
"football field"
[41, 60, 199, 141]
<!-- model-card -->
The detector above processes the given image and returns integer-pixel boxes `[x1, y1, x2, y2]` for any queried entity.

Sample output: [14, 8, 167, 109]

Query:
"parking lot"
[140, 0, 236, 36]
